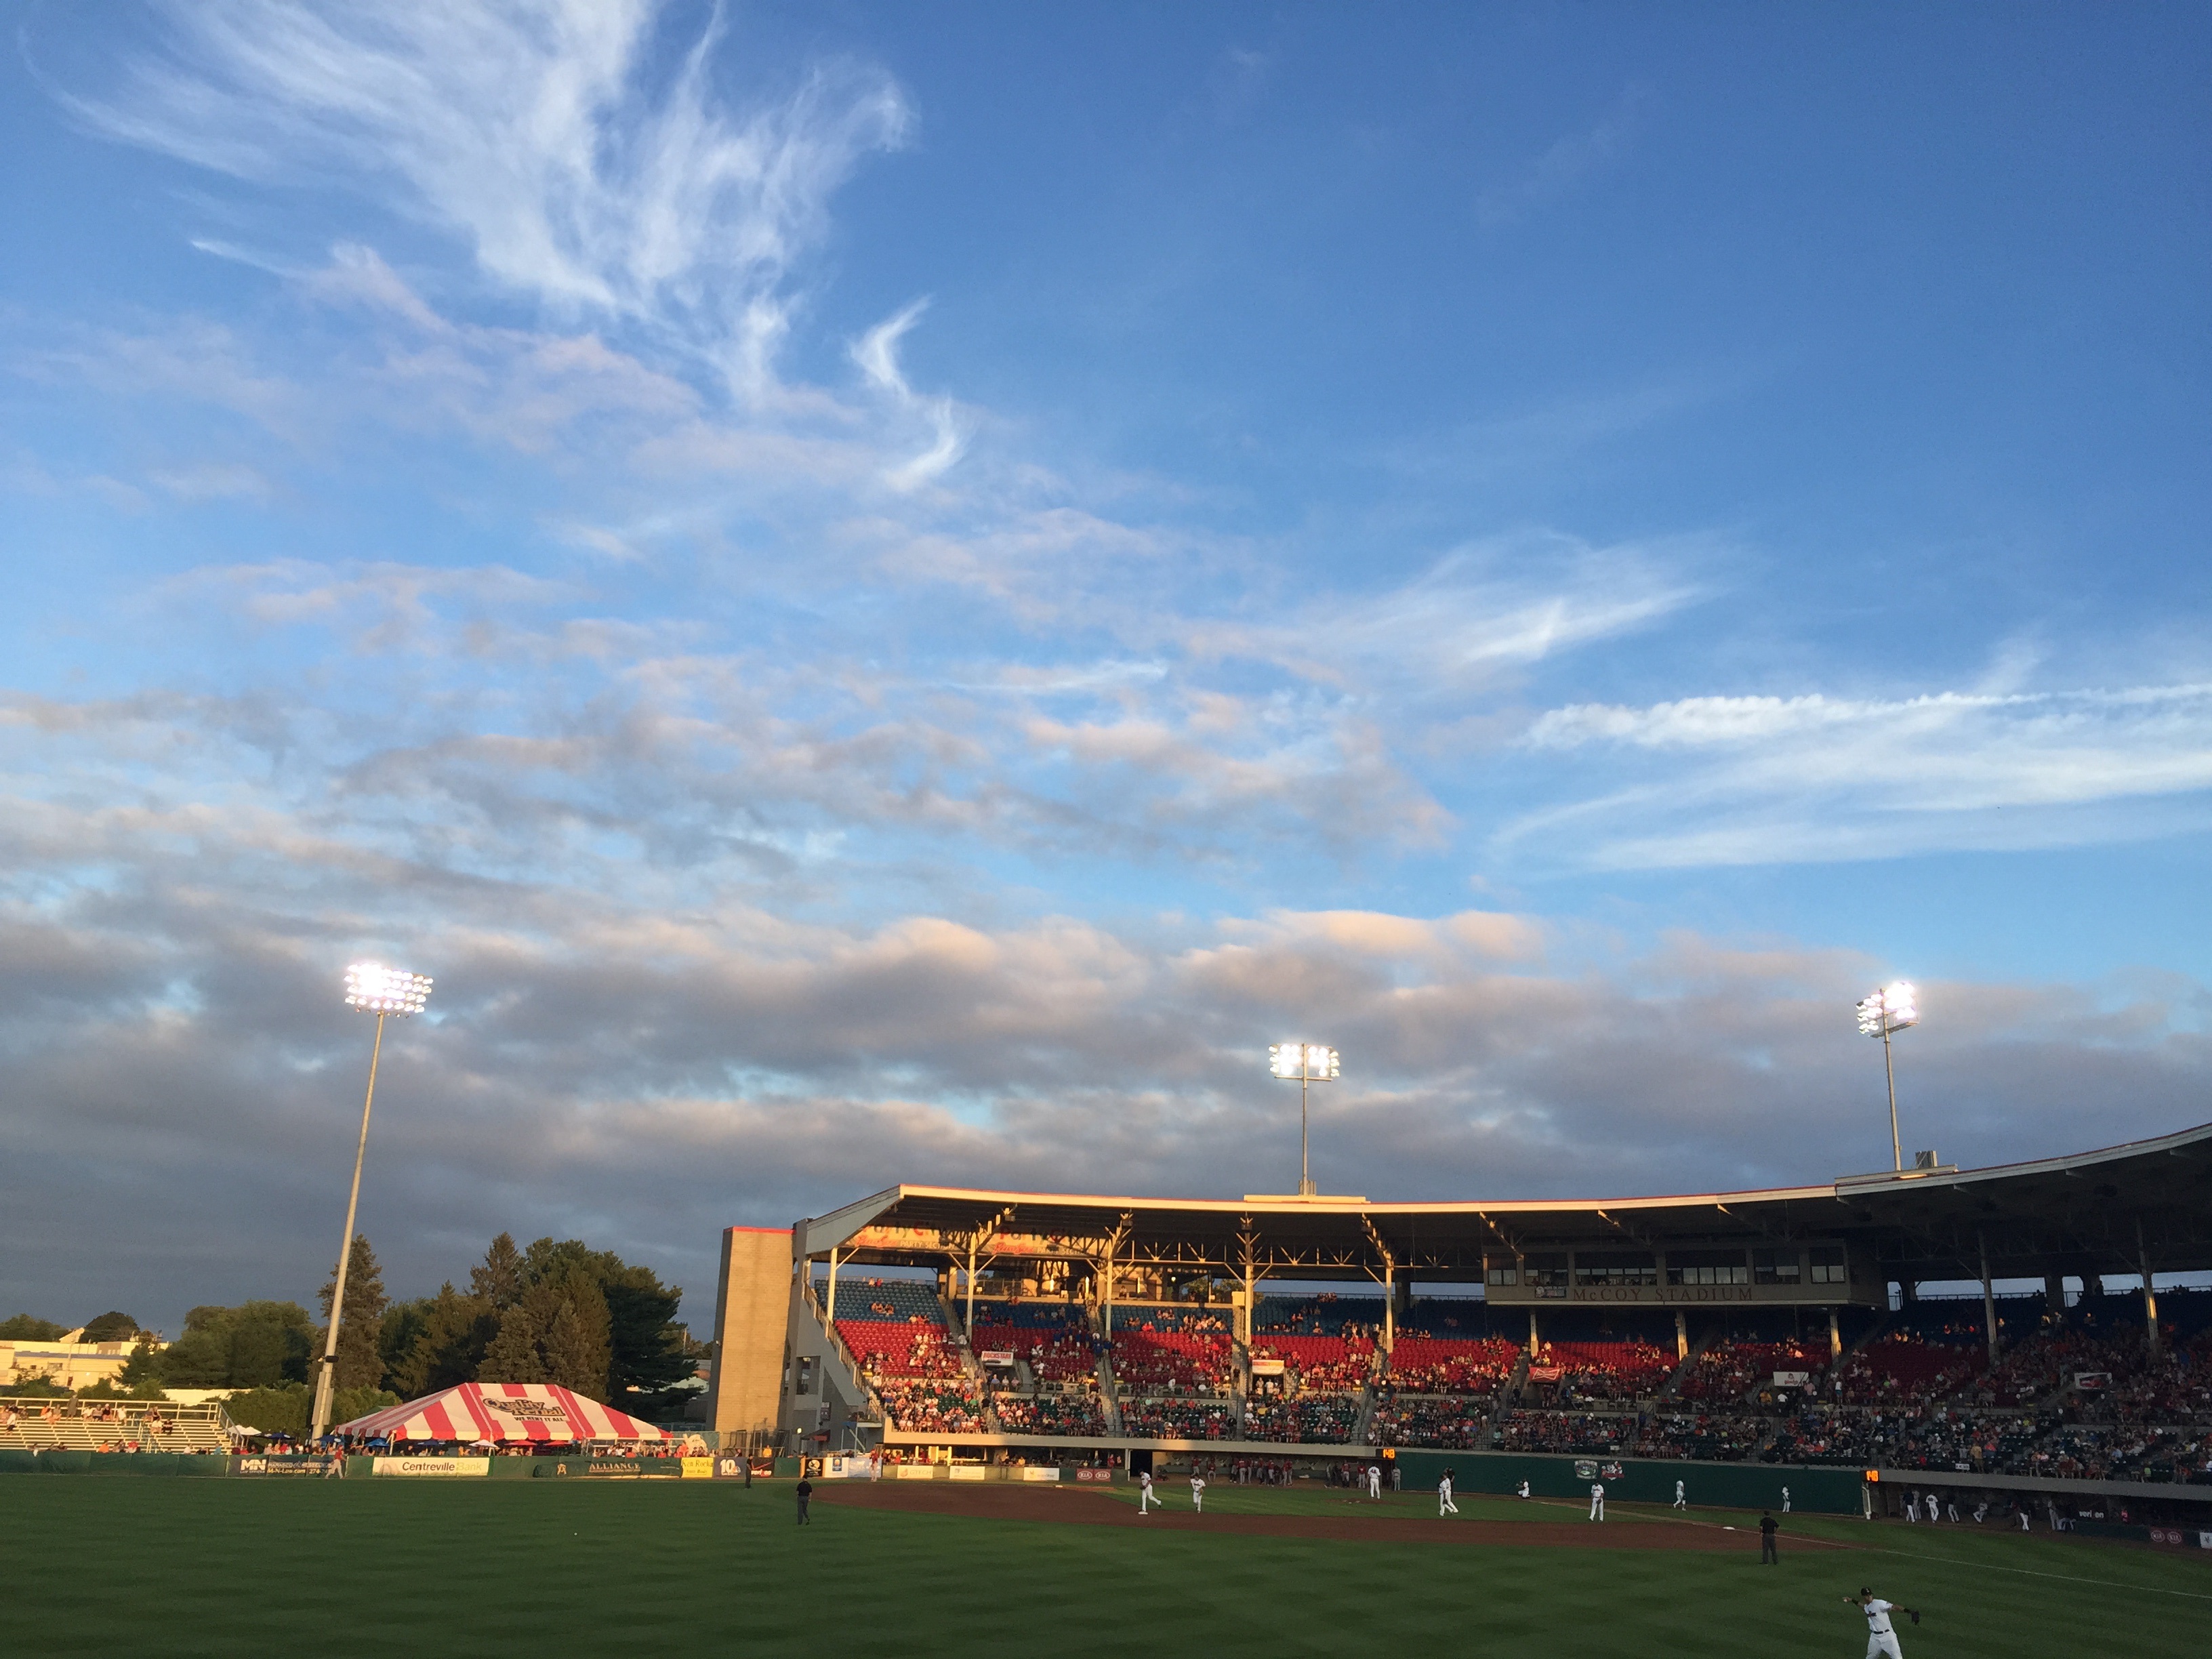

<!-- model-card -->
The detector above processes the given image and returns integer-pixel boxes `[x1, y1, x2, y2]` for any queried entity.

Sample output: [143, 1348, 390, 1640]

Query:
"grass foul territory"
[5, 1479, 2206, 1658]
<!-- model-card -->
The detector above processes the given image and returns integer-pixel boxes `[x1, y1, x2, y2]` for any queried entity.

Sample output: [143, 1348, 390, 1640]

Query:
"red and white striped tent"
[335, 1382, 669, 1444]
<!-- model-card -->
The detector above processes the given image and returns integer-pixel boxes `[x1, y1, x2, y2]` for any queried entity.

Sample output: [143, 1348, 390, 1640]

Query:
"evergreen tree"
[478, 1267, 611, 1395]
[512, 1237, 689, 1396]
[117, 1332, 165, 1392]
[317, 1234, 390, 1391]
[478, 1298, 547, 1383]
[79, 1311, 139, 1343]
[391, 1284, 498, 1395]
[470, 1233, 525, 1311]
[0, 1315, 66, 1340]
[537, 1271, 613, 1397]
[380, 1299, 430, 1392]
[598, 1264, 691, 1396]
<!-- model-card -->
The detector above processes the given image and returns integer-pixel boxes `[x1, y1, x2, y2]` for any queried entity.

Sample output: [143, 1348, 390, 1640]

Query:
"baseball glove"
[1909, 1612, 1921, 1626]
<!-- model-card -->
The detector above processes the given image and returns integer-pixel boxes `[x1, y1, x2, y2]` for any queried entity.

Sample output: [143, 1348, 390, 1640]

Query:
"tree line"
[5, 1233, 700, 1431]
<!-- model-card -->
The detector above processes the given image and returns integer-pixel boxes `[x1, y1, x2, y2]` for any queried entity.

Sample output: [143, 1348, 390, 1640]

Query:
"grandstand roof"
[797, 1118, 2212, 1285]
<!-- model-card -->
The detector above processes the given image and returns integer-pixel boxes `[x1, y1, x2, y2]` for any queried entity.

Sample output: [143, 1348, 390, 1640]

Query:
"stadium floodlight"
[1268, 1043, 1340, 1197]
[1856, 981, 1918, 1174]
[310, 963, 434, 1446]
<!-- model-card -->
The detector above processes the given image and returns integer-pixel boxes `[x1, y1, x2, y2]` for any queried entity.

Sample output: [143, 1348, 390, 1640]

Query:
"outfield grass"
[5, 1477, 2205, 1658]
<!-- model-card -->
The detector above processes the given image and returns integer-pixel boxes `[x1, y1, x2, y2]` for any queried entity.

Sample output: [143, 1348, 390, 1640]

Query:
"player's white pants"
[1193, 1495, 1202, 1512]
[1673, 1497, 1685, 1509]
[1589, 1497, 1604, 1519]
[1440, 1492, 1457, 1515]
[1946, 1502, 1958, 1522]
[1140, 1489, 1155, 1512]
[1865, 1632, 1903, 1659]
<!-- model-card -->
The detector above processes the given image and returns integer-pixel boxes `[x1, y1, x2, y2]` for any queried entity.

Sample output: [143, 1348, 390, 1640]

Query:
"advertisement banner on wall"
[373, 1457, 490, 1477]
[825, 1454, 880, 1480]
[1773, 1371, 1811, 1387]
[1020, 1466, 1062, 1481]
[947, 1465, 985, 1481]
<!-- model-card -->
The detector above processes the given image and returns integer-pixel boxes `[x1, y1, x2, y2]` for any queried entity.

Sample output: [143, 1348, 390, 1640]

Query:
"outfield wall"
[1386, 1450, 1864, 1515]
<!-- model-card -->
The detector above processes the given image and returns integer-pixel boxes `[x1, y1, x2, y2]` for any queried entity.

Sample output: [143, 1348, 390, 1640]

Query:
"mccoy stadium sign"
[1488, 1281, 1814, 1307]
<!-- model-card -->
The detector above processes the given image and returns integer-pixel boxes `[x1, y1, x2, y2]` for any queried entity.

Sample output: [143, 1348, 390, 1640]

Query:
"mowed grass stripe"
[4, 1480, 2204, 1658]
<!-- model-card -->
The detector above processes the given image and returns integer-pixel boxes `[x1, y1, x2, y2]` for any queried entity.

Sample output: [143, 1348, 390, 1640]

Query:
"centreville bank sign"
[373, 1457, 491, 1477]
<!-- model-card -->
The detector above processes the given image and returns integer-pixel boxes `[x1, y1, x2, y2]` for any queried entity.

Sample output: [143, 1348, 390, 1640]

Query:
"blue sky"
[3, 3, 2207, 1330]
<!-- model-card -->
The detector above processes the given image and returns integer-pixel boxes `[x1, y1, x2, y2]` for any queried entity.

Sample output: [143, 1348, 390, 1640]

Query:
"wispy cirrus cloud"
[1510, 679, 2212, 868]
[1184, 533, 1701, 693]
[853, 300, 968, 491]
[1477, 85, 1651, 228]
[62, 0, 912, 402]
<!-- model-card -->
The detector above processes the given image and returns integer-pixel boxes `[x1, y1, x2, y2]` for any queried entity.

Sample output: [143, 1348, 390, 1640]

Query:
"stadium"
[710, 1116, 2212, 1529]
[14, 1120, 2209, 1659]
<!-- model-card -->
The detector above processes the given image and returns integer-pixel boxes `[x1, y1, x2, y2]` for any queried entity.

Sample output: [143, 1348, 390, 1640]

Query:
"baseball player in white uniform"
[1588, 1481, 1605, 1521]
[1138, 1470, 1158, 1513]
[1845, 1589, 1919, 1659]
[1516, 1479, 1530, 1500]
[1904, 1492, 1920, 1523]
[1782, 1485, 1792, 1514]
[1438, 1469, 1458, 1515]
[1189, 1473, 1205, 1513]
[1673, 1479, 1687, 1510]
[1366, 1463, 1382, 1500]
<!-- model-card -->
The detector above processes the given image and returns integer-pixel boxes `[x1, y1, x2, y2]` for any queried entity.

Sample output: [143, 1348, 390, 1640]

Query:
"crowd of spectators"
[1632, 1410, 1771, 1461]
[1122, 1397, 1236, 1439]
[1372, 1395, 1488, 1449]
[1243, 1393, 1361, 1443]
[1111, 1306, 1231, 1336]
[1836, 1328, 1985, 1406]
[1252, 1294, 1386, 1340]
[1250, 1336, 1374, 1391]
[1496, 1410, 1632, 1454]
[841, 1319, 968, 1380]
[2021, 1422, 2212, 1483]
[875, 1378, 987, 1434]
[1529, 1340, 1676, 1404]
[1385, 1336, 1519, 1395]
[1677, 1339, 1829, 1404]
[990, 1391, 1107, 1437]
[1110, 1330, 1233, 1397]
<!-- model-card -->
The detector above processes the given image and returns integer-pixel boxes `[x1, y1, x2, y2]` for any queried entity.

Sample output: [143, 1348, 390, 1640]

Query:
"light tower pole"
[1856, 981, 1919, 1172]
[310, 962, 432, 1445]
[1268, 1043, 1340, 1197]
